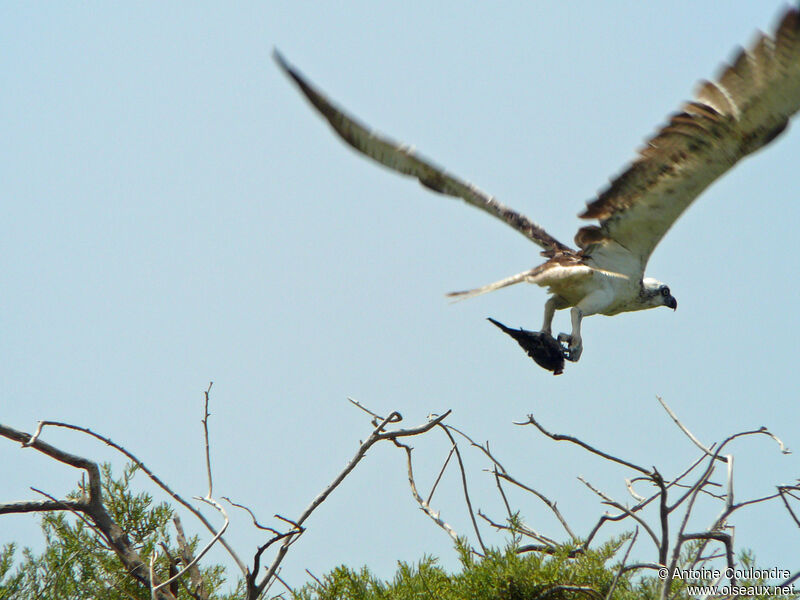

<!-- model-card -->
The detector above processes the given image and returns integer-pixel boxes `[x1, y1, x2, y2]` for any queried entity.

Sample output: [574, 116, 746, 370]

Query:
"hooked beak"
[667, 296, 677, 311]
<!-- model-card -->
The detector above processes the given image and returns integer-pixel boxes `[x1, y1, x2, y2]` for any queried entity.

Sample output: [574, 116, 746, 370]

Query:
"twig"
[149, 550, 159, 600]
[202, 382, 214, 499]
[605, 528, 638, 600]
[347, 397, 382, 421]
[780, 570, 800, 588]
[222, 497, 282, 534]
[516, 543, 584, 557]
[173, 515, 207, 600]
[625, 479, 646, 502]
[397, 439, 460, 545]
[681, 531, 736, 586]
[305, 569, 325, 590]
[14, 420, 248, 577]
[426, 445, 456, 505]
[495, 471, 576, 540]
[437, 424, 487, 555]
[516, 415, 652, 476]
[0, 422, 174, 597]
[253, 409, 452, 598]
[477, 509, 557, 547]
[494, 470, 514, 523]
[656, 397, 719, 460]
[446, 424, 574, 538]
[620, 562, 662, 574]
[778, 486, 800, 528]
[30, 487, 111, 547]
[152, 497, 229, 596]
[577, 476, 660, 550]
[539, 584, 602, 599]
[274, 571, 294, 596]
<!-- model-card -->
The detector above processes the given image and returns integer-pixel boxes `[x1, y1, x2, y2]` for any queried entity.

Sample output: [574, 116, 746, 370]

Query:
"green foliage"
[0, 543, 23, 599]
[1, 463, 238, 600]
[1, 464, 793, 600]
[292, 537, 640, 600]
[292, 535, 798, 600]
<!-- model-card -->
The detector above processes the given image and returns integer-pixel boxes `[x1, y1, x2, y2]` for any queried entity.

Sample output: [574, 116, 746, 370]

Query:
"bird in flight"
[275, 6, 800, 372]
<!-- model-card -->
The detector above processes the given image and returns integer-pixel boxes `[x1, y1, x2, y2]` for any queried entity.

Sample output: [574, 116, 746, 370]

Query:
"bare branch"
[14, 419, 248, 577]
[652, 468, 668, 567]
[781, 570, 800, 588]
[173, 515, 207, 600]
[347, 397, 382, 420]
[681, 531, 736, 586]
[716, 427, 790, 456]
[779, 486, 800, 529]
[724, 454, 734, 510]
[539, 584, 602, 599]
[397, 440, 460, 545]
[495, 471, 576, 540]
[516, 543, 584, 557]
[444, 424, 510, 474]
[663, 456, 715, 598]
[274, 571, 294, 596]
[273, 514, 303, 530]
[605, 528, 638, 600]
[577, 476, 660, 550]
[222, 496, 282, 534]
[620, 562, 662, 574]
[254, 409, 452, 597]
[444, 425, 575, 538]
[477, 509, 557, 547]
[656, 396, 719, 460]
[580, 449, 714, 554]
[437, 424, 486, 555]
[494, 470, 514, 523]
[30, 486, 112, 548]
[0, 498, 85, 515]
[202, 382, 214, 499]
[0, 422, 175, 598]
[426, 444, 455, 505]
[152, 497, 229, 597]
[625, 479, 646, 502]
[516, 415, 652, 476]
[305, 569, 325, 590]
[149, 550, 159, 600]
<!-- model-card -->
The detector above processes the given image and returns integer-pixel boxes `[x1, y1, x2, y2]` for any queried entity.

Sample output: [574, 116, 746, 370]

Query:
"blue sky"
[2, 2, 798, 591]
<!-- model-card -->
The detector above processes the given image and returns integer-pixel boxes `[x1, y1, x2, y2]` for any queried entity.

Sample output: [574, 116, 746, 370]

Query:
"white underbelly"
[548, 271, 638, 314]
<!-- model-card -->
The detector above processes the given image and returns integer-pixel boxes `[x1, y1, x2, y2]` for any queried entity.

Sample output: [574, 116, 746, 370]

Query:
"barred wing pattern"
[274, 51, 572, 256]
[576, 8, 800, 277]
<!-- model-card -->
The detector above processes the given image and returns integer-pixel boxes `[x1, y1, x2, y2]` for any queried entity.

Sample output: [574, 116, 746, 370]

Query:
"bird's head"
[642, 278, 677, 310]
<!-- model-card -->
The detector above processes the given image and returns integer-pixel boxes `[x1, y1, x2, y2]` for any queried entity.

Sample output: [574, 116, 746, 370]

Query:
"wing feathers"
[696, 80, 735, 115]
[577, 7, 800, 275]
[274, 50, 572, 255]
[446, 268, 538, 302]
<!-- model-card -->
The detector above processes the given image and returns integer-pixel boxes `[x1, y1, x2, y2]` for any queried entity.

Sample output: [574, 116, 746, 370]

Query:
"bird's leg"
[557, 289, 612, 362]
[558, 307, 583, 362]
[541, 297, 558, 336]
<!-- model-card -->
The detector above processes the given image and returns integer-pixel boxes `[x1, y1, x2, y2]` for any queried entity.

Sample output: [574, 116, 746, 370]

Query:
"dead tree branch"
[515, 414, 652, 476]
[0, 422, 176, 600]
[251, 409, 452, 598]
[396, 439, 460, 545]
[18, 418, 248, 577]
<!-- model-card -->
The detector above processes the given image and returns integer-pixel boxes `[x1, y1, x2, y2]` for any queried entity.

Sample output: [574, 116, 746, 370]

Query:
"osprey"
[276, 7, 800, 370]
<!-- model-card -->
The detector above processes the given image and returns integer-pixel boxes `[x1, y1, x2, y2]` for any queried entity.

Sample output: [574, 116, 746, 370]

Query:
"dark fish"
[487, 318, 565, 375]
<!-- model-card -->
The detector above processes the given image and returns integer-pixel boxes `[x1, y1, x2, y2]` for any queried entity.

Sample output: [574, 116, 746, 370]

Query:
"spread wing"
[576, 7, 800, 278]
[274, 50, 572, 256]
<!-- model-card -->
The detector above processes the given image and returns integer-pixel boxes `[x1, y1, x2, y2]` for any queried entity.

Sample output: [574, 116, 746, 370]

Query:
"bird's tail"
[446, 269, 535, 302]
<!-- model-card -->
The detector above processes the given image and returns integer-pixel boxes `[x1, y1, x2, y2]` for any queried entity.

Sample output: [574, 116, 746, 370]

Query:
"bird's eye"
[661, 287, 670, 297]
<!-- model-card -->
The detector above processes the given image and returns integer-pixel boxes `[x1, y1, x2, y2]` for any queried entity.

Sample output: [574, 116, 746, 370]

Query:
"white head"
[641, 277, 678, 310]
